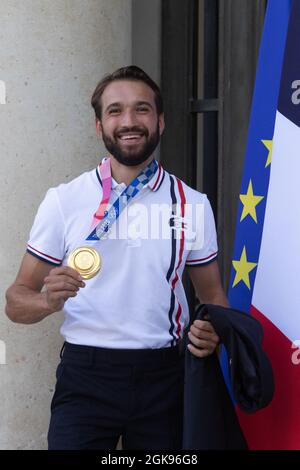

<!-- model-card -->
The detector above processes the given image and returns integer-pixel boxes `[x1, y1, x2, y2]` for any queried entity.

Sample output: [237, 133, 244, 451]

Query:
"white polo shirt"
[27, 159, 218, 349]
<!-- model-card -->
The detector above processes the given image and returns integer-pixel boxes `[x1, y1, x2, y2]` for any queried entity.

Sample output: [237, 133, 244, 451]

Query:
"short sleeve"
[185, 195, 218, 267]
[27, 188, 65, 265]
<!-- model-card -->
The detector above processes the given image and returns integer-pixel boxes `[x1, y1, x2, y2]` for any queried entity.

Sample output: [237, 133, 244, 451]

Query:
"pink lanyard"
[91, 158, 112, 230]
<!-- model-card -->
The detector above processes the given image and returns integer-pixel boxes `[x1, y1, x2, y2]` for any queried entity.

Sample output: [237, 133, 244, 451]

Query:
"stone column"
[0, 0, 131, 449]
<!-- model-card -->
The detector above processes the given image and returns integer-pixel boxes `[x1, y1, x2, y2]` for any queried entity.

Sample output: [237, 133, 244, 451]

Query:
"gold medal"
[68, 247, 101, 280]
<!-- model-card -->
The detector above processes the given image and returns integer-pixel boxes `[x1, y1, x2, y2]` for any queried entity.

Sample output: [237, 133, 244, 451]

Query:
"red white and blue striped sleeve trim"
[27, 244, 62, 266]
[186, 251, 218, 267]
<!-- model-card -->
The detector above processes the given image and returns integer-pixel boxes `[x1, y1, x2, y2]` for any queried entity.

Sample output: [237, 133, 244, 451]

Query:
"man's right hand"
[44, 266, 85, 312]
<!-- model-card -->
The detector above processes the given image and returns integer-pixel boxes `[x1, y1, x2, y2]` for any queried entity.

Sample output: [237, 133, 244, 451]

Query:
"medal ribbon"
[90, 158, 112, 230]
[87, 158, 158, 241]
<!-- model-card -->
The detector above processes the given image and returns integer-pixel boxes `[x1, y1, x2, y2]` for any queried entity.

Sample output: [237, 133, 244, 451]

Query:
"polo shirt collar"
[96, 158, 165, 192]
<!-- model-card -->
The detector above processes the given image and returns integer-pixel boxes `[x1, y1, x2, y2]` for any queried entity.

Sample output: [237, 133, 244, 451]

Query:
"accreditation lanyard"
[86, 158, 158, 241]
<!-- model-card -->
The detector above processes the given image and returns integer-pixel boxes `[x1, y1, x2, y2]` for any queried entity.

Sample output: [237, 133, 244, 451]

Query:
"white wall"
[0, 0, 131, 449]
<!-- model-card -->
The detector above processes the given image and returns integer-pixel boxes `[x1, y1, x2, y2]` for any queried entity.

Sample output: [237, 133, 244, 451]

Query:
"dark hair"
[91, 65, 163, 120]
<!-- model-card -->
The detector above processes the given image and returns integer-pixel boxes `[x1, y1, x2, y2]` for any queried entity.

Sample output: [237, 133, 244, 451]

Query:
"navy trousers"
[48, 342, 184, 450]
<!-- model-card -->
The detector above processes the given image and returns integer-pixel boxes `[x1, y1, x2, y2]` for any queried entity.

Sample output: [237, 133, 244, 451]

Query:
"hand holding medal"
[44, 266, 86, 313]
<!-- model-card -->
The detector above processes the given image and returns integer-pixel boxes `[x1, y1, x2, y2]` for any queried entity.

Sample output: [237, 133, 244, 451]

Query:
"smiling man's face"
[96, 80, 165, 166]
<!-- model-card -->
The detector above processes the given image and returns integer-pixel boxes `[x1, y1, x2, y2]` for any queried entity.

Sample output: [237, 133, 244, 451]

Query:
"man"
[5, 66, 228, 450]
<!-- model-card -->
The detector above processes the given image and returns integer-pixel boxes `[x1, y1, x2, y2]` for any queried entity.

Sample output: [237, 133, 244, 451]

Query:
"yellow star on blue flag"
[239, 180, 264, 223]
[232, 246, 257, 289]
[261, 140, 273, 167]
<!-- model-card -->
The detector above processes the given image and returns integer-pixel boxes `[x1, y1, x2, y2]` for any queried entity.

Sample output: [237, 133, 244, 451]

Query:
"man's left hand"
[187, 318, 220, 358]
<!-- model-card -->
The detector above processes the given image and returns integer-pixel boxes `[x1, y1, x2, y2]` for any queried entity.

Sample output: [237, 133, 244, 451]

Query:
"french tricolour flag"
[227, 0, 300, 449]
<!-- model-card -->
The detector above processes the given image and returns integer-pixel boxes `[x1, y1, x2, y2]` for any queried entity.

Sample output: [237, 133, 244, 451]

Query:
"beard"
[101, 122, 160, 167]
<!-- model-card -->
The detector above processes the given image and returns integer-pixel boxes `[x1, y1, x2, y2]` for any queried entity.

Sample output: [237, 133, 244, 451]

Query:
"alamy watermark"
[0, 80, 6, 104]
[95, 202, 205, 251]
[291, 340, 300, 365]
[291, 80, 300, 105]
[0, 340, 6, 365]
